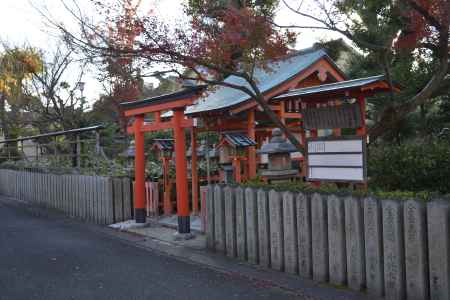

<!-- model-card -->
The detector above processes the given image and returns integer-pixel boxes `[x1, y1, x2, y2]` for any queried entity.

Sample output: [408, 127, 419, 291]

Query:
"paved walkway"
[0, 197, 368, 300]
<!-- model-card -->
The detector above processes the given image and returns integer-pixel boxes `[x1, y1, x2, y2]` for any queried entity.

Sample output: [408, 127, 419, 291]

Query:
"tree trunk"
[255, 94, 304, 153]
[246, 79, 305, 154]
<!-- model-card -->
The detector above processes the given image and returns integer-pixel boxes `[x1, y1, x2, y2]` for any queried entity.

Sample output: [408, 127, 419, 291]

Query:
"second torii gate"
[121, 87, 204, 234]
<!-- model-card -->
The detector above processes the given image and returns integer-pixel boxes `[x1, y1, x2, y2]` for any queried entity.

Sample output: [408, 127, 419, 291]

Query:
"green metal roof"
[120, 86, 206, 110]
[223, 133, 257, 148]
[274, 75, 387, 100]
[152, 139, 174, 151]
[185, 48, 334, 115]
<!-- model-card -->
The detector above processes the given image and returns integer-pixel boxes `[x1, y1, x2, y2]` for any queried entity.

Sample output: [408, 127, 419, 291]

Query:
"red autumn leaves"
[396, 0, 449, 49]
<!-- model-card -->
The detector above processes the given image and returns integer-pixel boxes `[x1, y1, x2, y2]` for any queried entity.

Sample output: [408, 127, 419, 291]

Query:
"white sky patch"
[0, 0, 342, 106]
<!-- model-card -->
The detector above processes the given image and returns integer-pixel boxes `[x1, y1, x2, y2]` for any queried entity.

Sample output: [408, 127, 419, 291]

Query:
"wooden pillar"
[191, 129, 199, 215]
[205, 132, 211, 184]
[310, 102, 319, 138]
[299, 121, 307, 178]
[299, 102, 307, 146]
[300, 125, 306, 146]
[155, 111, 161, 123]
[279, 101, 286, 125]
[310, 103, 320, 187]
[333, 100, 342, 136]
[356, 95, 368, 190]
[247, 109, 257, 179]
[162, 156, 172, 215]
[134, 115, 146, 223]
[173, 109, 190, 234]
[233, 157, 242, 183]
[356, 95, 367, 136]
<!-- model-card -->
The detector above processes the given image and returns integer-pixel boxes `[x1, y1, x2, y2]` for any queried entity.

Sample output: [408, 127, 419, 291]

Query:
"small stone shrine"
[217, 133, 256, 183]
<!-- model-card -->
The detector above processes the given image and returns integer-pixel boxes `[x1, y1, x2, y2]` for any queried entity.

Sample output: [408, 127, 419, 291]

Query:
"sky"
[0, 0, 340, 106]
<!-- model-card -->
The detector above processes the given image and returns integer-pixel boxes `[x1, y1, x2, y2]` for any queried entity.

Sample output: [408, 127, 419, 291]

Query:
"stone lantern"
[118, 140, 136, 176]
[257, 128, 299, 182]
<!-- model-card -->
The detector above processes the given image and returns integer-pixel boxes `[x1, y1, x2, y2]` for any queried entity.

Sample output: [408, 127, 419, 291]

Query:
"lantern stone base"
[173, 232, 195, 241]
[261, 169, 299, 183]
[178, 215, 191, 233]
[221, 164, 234, 184]
[135, 208, 147, 223]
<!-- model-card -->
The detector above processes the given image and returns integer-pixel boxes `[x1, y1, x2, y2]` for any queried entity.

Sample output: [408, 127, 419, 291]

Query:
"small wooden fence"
[206, 185, 450, 300]
[0, 169, 133, 224]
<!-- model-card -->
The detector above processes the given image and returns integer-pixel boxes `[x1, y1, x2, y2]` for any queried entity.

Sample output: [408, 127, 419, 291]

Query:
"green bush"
[240, 180, 443, 201]
[368, 140, 450, 194]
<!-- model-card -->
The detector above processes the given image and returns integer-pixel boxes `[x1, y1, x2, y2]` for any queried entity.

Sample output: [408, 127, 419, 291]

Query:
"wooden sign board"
[306, 136, 366, 183]
[303, 103, 361, 129]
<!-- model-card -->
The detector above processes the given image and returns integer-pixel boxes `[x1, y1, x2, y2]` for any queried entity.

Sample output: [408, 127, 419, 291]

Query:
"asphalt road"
[0, 199, 301, 300]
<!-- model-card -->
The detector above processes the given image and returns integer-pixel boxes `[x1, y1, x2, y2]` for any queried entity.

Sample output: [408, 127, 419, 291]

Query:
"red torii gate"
[121, 87, 204, 234]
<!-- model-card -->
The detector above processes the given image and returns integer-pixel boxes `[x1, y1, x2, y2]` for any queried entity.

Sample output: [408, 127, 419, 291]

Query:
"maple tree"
[276, 0, 450, 140]
[187, 0, 278, 15]
[105, 0, 144, 131]
[52, 0, 304, 151]
[64, 0, 145, 131]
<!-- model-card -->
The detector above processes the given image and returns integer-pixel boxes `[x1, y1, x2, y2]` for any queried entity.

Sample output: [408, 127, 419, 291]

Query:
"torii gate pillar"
[133, 115, 146, 223]
[173, 108, 191, 234]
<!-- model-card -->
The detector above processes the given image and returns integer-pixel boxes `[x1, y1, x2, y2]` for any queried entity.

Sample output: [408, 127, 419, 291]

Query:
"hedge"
[368, 140, 450, 194]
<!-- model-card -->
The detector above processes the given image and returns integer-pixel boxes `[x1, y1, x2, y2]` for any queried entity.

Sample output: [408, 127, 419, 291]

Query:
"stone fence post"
[364, 197, 384, 297]
[269, 189, 283, 271]
[311, 193, 328, 282]
[205, 185, 215, 249]
[427, 200, 450, 300]
[213, 185, 226, 252]
[328, 194, 346, 285]
[296, 192, 312, 278]
[382, 199, 405, 300]
[344, 196, 365, 291]
[235, 187, 247, 260]
[224, 186, 237, 258]
[257, 188, 270, 268]
[404, 199, 429, 300]
[283, 191, 298, 274]
[245, 187, 258, 264]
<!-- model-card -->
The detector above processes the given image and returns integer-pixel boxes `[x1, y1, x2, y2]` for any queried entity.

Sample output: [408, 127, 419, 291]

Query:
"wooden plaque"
[303, 103, 361, 130]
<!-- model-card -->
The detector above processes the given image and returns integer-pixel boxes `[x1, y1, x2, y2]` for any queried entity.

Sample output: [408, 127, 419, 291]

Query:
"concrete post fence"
[206, 184, 450, 300]
[0, 169, 133, 225]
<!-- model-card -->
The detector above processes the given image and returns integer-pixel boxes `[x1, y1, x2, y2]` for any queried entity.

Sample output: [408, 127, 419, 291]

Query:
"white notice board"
[306, 136, 366, 182]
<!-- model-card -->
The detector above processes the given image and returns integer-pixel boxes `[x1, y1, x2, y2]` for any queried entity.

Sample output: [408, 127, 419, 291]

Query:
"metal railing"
[0, 125, 106, 171]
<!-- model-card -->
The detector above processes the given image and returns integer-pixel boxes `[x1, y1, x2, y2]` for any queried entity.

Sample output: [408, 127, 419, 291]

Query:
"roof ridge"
[274, 74, 391, 100]
[270, 46, 326, 62]
[287, 74, 385, 91]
